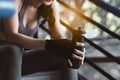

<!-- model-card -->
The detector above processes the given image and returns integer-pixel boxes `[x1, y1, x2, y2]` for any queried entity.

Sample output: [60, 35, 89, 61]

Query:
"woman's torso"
[18, 0, 45, 38]
[0, 0, 45, 39]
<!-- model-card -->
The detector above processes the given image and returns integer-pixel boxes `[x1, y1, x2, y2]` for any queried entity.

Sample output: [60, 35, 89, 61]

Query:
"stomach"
[0, 19, 6, 41]
[0, 32, 6, 41]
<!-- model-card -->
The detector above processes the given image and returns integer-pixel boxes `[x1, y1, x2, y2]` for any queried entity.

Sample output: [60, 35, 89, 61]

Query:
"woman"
[0, 0, 85, 80]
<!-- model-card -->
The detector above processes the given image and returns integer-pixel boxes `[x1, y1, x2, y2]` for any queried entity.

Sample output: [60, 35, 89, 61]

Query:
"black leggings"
[0, 44, 66, 80]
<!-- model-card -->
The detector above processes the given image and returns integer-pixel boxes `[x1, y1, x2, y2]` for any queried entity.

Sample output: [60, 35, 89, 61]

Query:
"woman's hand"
[67, 42, 85, 67]
[45, 39, 85, 68]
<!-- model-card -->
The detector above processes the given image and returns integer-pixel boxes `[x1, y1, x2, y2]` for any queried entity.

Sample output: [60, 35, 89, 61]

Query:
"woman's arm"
[49, 0, 65, 39]
[3, 0, 46, 50]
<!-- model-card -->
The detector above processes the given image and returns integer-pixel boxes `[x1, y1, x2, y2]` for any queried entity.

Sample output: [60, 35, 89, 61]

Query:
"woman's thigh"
[22, 49, 66, 76]
[0, 44, 22, 77]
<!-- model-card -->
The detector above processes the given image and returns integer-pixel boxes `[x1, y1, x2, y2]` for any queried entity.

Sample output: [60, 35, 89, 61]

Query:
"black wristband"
[45, 39, 76, 59]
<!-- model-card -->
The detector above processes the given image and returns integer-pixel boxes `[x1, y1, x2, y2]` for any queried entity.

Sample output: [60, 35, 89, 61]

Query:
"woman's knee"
[2, 44, 23, 59]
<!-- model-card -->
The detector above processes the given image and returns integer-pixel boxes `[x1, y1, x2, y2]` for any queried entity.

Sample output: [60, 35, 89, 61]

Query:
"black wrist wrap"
[45, 39, 76, 59]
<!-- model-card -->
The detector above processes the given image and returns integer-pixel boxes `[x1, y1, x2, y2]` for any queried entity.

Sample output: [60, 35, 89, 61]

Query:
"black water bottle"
[70, 27, 85, 69]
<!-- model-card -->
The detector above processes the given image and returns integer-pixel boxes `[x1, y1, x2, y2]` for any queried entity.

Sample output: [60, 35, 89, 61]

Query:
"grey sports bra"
[18, 0, 44, 38]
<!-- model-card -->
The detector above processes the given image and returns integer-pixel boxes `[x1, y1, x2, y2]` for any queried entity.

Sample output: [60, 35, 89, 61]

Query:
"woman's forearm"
[6, 32, 46, 50]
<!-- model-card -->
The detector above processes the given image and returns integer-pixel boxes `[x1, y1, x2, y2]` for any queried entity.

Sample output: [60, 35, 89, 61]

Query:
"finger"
[76, 42, 85, 47]
[67, 59, 73, 67]
[74, 49, 84, 57]
[72, 54, 83, 61]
